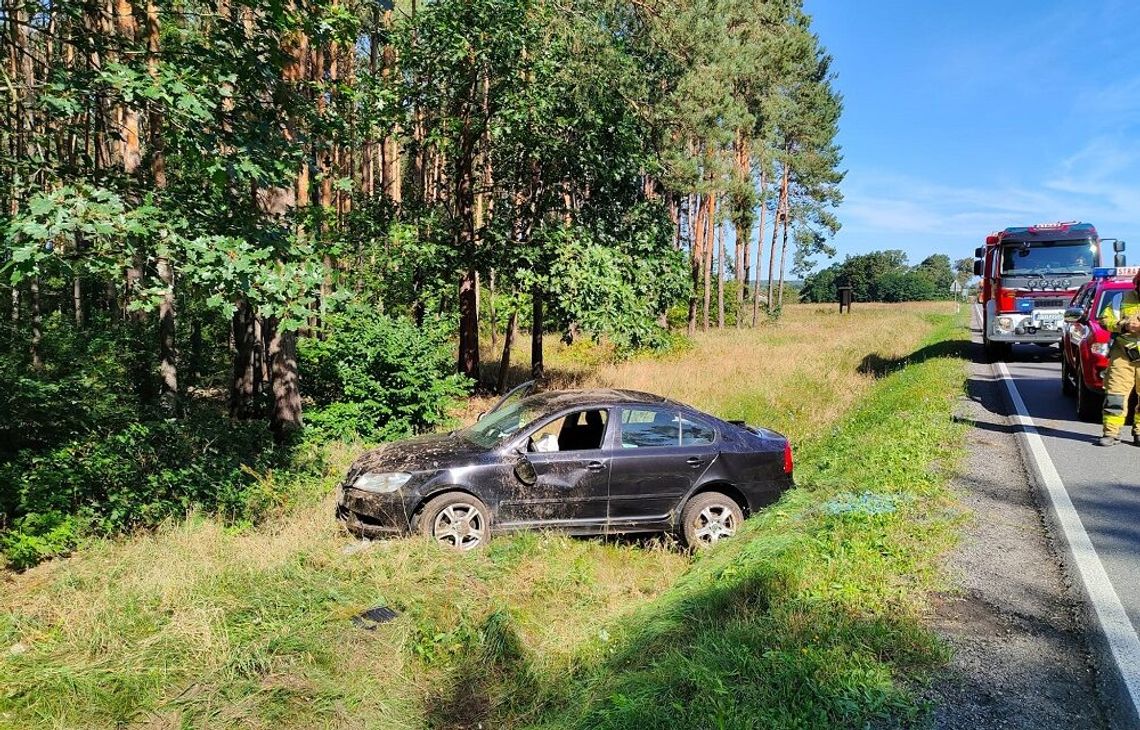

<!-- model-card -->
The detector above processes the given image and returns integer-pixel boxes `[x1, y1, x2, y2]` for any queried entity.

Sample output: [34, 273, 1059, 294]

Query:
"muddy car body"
[336, 388, 793, 549]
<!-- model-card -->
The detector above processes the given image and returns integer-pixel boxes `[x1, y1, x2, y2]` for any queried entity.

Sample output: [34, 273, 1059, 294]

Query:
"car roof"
[522, 388, 681, 411]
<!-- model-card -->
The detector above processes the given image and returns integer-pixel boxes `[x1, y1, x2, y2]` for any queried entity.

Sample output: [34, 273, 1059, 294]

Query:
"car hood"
[347, 432, 491, 478]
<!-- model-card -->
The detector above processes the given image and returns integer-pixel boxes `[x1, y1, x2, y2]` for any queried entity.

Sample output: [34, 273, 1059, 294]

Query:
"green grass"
[488, 316, 972, 729]
[0, 311, 972, 729]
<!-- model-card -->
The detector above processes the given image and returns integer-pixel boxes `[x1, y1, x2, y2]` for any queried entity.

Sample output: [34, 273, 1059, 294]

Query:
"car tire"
[984, 338, 1011, 361]
[415, 492, 491, 551]
[1061, 356, 1076, 397]
[1076, 365, 1103, 423]
[681, 491, 744, 548]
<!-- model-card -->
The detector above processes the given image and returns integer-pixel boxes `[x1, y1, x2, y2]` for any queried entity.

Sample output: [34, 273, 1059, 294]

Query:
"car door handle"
[686, 457, 704, 467]
[586, 461, 606, 471]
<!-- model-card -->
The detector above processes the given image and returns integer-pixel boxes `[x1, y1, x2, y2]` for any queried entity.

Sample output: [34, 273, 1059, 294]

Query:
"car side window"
[1100, 291, 1124, 320]
[680, 416, 716, 446]
[619, 407, 679, 448]
[528, 409, 608, 453]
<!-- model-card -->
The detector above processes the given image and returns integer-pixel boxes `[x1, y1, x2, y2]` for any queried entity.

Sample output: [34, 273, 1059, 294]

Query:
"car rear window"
[681, 417, 715, 446]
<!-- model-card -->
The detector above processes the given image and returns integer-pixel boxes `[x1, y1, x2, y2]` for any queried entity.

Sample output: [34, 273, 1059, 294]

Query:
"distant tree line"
[800, 251, 966, 303]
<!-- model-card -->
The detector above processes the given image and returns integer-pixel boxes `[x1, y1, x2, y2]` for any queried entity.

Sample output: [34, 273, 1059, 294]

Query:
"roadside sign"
[950, 280, 964, 313]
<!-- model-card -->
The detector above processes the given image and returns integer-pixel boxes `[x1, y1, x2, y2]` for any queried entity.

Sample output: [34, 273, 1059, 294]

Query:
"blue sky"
[803, 0, 1140, 269]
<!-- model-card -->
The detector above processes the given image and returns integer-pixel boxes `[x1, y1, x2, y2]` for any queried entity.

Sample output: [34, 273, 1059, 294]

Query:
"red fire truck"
[972, 222, 1126, 358]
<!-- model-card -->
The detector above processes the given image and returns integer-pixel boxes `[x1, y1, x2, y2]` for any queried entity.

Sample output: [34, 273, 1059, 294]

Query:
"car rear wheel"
[681, 492, 743, 548]
[416, 493, 490, 551]
[1076, 365, 1103, 423]
[1061, 355, 1076, 397]
[984, 338, 1011, 360]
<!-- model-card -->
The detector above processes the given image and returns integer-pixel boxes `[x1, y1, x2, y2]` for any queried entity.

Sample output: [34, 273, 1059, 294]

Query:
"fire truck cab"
[972, 222, 1126, 359]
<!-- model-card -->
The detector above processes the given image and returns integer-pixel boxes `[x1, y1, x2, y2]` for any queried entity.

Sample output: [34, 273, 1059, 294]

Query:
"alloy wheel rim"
[693, 504, 737, 544]
[433, 503, 484, 550]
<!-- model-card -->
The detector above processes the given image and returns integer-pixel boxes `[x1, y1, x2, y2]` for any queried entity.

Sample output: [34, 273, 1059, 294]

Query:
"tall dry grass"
[481, 301, 955, 443]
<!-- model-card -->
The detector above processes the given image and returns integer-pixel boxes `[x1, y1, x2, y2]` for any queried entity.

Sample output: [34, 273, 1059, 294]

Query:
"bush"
[299, 309, 471, 441]
[0, 411, 304, 567]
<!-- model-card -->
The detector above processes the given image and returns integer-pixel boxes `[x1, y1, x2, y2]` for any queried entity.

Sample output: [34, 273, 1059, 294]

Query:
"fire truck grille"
[1032, 297, 1069, 309]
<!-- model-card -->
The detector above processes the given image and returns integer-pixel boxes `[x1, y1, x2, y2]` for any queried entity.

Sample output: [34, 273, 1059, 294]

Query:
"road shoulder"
[925, 345, 1106, 729]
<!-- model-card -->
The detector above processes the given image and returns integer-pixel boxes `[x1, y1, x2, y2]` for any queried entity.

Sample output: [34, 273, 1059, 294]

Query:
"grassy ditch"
[0, 305, 970, 729]
[525, 317, 971, 728]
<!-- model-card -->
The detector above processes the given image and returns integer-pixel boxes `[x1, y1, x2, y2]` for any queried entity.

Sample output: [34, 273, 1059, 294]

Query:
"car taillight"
[997, 287, 1018, 313]
[783, 441, 793, 475]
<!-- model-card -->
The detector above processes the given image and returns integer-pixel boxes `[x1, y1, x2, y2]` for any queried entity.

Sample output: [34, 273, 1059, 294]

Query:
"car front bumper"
[336, 484, 415, 538]
[988, 310, 1065, 343]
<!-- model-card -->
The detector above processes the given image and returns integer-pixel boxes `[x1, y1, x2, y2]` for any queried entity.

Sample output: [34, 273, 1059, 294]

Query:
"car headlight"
[997, 316, 1014, 332]
[353, 472, 412, 493]
[1090, 342, 1110, 356]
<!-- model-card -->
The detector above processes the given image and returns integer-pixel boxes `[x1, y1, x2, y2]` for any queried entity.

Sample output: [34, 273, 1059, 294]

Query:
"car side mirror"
[972, 260, 983, 276]
[1116, 252, 1127, 268]
[1114, 240, 1126, 253]
[974, 247, 984, 259]
[513, 451, 537, 486]
[1063, 306, 1085, 324]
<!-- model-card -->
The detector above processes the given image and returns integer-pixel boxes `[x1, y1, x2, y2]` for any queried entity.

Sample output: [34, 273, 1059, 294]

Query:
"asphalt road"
[972, 305, 1140, 640]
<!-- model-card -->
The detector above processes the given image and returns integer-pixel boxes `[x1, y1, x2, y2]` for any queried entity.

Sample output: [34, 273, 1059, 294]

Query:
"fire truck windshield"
[1000, 239, 1097, 276]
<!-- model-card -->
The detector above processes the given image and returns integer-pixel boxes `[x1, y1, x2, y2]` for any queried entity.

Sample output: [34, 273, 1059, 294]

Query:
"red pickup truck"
[1060, 266, 1140, 421]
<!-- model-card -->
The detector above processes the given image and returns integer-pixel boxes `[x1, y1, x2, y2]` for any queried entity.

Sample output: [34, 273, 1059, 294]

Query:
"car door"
[496, 407, 613, 529]
[606, 405, 719, 527]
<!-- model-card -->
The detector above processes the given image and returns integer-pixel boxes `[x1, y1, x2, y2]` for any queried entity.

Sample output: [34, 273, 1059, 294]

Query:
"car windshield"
[460, 399, 545, 448]
[1000, 240, 1097, 276]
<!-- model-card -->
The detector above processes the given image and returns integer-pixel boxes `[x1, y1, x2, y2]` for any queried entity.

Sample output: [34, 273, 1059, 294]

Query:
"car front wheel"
[681, 492, 743, 548]
[416, 492, 491, 551]
[1061, 355, 1076, 397]
[1076, 365, 1103, 423]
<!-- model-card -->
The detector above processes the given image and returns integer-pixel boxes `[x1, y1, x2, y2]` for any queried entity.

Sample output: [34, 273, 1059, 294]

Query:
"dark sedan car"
[336, 388, 793, 549]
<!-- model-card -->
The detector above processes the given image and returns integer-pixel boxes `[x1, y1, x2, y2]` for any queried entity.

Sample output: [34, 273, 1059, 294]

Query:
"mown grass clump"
[0, 306, 969, 729]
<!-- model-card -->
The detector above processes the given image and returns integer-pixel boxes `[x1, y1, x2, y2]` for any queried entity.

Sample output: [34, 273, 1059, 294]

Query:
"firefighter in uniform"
[1098, 271, 1140, 446]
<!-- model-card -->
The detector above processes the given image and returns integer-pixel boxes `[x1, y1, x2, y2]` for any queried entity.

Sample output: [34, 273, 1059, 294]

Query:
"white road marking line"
[995, 360, 1140, 720]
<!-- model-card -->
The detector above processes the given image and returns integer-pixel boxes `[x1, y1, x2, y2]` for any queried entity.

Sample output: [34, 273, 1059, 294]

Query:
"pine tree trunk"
[380, 7, 401, 205]
[531, 287, 544, 381]
[752, 169, 766, 327]
[230, 299, 257, 419]
[73, 277, 84, 327]
[149, 0, 177, 412]
[717, 222, 725, 329]
[687, 193, 703, 336]
[458, 268, 480, 382]
[455, 103, 480, 383]
[766, 164, 789, 313]
[114, 0, 141, 175]
[497, 309, 517, 395]
[734, 132, 749, 326]
[703, 194, 715, 332]
[489, 269, 497, 350]
[777, 212, 791, 310]
[30, 277, 42, 370]
[267, 319, 302, 443]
